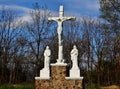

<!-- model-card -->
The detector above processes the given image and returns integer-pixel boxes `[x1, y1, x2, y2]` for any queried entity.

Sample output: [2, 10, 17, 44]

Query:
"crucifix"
[48, 6, 75, 63]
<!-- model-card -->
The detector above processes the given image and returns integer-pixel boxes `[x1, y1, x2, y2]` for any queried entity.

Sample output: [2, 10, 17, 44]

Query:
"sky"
[0, 0, 100, 22]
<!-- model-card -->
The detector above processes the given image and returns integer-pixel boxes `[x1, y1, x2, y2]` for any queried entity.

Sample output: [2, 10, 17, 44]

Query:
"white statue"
[48, 6, 75, 63]
[71, 45, 79, 69]
[44, 46, 51, 69]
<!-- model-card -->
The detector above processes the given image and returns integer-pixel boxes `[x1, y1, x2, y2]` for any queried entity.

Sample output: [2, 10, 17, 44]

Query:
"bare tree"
[0, 7, 23, 83]
[25, 3, 52, 76]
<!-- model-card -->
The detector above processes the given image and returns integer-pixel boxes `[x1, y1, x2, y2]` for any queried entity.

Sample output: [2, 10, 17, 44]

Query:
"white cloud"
[86, 1, 100, 11]
[0, 0, 100, 18]
[52, 0, 100, 17]
[0, 4, 33, 21]
[0, 4, 33, 13]
[0, 4, 57, 28]
[15, 14, 32, 24]
[0, 0, 100, 25]
[0, 5, 33, 28]
[69, 0, 100, 11]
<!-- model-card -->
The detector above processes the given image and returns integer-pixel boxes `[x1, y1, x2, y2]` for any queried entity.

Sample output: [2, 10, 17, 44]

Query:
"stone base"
[65, 79, 83, 89]
[35, 64, 83, 89]
[35, 77, 50, 80]
[70, 68, 80, 78]
[51, 63, 67, 66]
[35, 79, 51, 89]
[40, 68, 50, 78]
[66, 77, 83, 80]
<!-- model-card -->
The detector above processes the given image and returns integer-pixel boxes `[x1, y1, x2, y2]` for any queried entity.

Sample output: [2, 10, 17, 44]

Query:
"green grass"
[0, 84, 35, 89]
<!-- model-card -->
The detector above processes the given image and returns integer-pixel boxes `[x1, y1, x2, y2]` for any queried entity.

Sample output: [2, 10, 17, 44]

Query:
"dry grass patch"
[101, 85, 120, 89]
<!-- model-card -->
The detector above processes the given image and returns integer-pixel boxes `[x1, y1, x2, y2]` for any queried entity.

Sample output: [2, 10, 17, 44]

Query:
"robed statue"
[71, 45, 79, 69]
[44, 46, 51, 69]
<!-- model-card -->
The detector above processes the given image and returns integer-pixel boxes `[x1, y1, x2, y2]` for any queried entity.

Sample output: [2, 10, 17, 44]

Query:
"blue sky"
[0, 0, 100, 21]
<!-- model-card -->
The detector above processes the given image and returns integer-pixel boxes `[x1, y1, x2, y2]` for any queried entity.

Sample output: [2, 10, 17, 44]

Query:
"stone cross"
[48, 5, 75, 63]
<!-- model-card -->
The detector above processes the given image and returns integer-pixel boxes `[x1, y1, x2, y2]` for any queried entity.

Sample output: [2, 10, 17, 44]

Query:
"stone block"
[70, 68, 80, 78]
[35, 63, 83, 89]
[40, 68, 50, 78]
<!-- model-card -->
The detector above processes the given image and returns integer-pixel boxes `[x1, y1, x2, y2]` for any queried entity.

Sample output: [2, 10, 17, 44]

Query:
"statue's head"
[73, 45, 77, 49]
[46, 46, 49, 49]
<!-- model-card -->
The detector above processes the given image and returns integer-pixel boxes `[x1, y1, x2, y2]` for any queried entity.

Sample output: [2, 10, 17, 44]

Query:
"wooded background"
[0, 0, 120, 86]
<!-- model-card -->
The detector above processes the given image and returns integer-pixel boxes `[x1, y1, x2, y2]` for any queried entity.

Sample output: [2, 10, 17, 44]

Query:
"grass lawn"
[0, 84, 35, 89]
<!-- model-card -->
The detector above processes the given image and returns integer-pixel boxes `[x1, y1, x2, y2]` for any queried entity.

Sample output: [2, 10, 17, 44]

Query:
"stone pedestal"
[35, 68, 50, 89]
[50, 63, 67, 89]
[35, 78, 50, 89]
[35, 5, 83, 89]
[40, 68, 50, 78]
[65, 78, 83, 89]
[70, 68, 80, 78]
[35, 63, 83, 89]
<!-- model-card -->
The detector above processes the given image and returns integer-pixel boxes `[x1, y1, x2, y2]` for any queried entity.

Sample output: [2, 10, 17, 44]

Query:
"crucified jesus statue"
[48, 6, 75, 63]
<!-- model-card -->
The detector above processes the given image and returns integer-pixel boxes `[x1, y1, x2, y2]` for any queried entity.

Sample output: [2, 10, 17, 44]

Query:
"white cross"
[48, 6, 76, 63]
